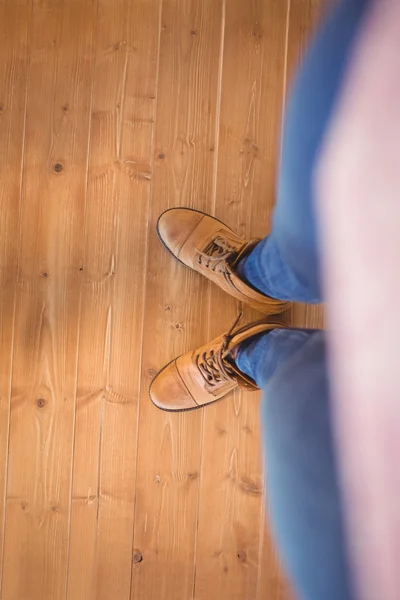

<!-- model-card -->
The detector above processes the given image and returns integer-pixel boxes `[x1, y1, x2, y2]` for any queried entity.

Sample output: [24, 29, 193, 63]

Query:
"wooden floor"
[0, 1, 327, 598]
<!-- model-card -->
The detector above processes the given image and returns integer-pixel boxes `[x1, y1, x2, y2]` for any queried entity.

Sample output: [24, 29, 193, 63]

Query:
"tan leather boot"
[156, 207, 288, 315]
[149, 315, 285, 411]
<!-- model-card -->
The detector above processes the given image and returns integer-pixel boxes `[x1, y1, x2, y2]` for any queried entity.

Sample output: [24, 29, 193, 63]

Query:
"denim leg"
[237, 330, 355, 600]
[237, 0, 370, 303]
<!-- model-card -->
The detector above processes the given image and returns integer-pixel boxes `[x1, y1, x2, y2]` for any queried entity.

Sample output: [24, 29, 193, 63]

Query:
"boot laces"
[196, 312, 243, 389]
[195, 236, 239, 273]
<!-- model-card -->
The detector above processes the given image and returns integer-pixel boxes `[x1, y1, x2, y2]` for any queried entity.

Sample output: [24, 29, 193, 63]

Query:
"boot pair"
[150, 208, 287, 411]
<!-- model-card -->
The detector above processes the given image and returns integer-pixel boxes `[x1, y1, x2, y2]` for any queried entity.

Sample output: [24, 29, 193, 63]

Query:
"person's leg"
[237, 0, 370, 303]
[236, 331, 355, 600]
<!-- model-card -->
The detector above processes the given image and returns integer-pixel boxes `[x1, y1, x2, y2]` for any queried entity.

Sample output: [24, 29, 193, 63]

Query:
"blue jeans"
[235, 1, 371, 599]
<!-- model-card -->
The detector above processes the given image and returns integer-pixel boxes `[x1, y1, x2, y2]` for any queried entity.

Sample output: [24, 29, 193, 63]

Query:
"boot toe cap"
[156, 208, 204, 258]
[149, 360, 198, 411]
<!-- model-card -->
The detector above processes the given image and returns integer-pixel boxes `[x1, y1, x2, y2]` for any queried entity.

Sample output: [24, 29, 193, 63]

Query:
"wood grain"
[2, 1, 96, 598]
[67, 1, 161, 599]
[130, 1, 223, 598]
[0, 0, 31, 590]
[0, 1, 329, 597]
[194, 2, 289, 599]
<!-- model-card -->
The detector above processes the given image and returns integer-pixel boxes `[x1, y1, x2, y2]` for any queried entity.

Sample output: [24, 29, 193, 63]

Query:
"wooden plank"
[1, 1, 97, 598]
[286, 0, 324, 82]
[194, 1, 289, 599]
[130, 1, 223, 598]
[287, 0, 326, 330]
[67, 1, 161, 598]
[0, 0, 31, 590]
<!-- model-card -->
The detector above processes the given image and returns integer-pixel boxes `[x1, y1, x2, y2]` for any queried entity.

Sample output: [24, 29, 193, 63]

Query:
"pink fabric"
[316, 2, 400, 599]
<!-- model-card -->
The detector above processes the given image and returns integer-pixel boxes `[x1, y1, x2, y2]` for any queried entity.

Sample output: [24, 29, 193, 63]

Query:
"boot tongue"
[229, 238, 261, 269]
[223, 319, 274, 352]
[222, 353, 258, 391]
[221, 318, 286, 391]
[219, 320, 270, 392]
